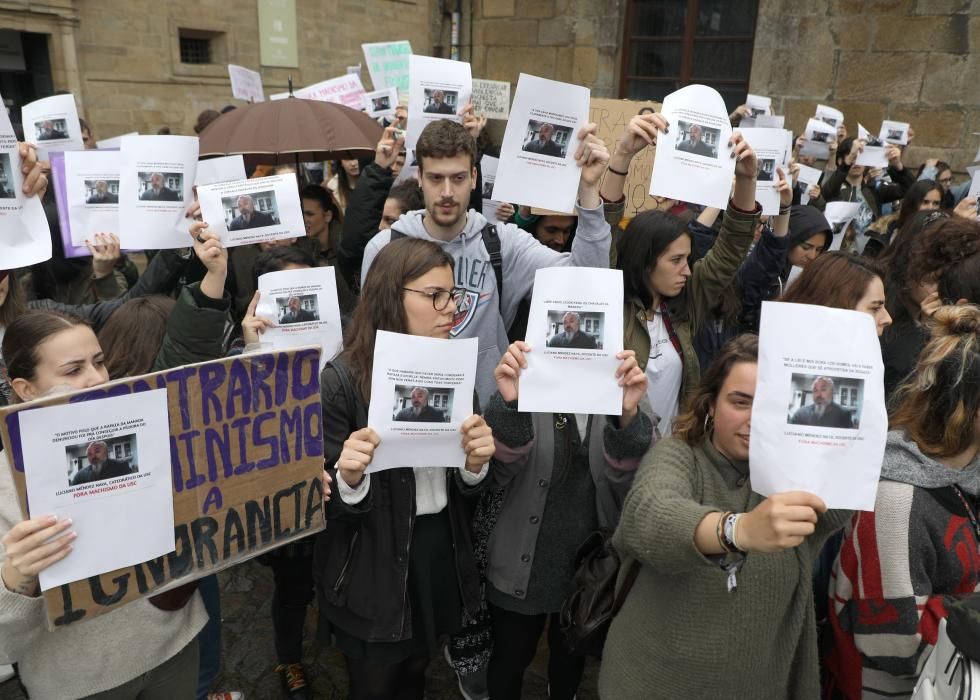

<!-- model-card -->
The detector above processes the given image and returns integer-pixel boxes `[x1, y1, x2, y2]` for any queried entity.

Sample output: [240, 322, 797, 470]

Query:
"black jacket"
[821, 164, 915, 219]
[313, 358, 484, 643]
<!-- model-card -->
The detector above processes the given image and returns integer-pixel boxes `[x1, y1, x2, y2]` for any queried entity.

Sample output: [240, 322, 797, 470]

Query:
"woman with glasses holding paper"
[598, 335, 852, 699]
[314, 237, 495, 700]
[824, 305, 980, 699]
[600, 111, 762, 436]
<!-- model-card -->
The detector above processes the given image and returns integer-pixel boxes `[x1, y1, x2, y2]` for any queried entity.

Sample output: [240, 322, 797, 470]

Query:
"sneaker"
[208, 693, 244, 700]
[443, 646, 489, 700]
[276, 663, 311, 699]
[0, 664, 14, 683]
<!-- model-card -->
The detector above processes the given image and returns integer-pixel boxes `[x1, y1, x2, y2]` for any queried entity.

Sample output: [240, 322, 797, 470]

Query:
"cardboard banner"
[589, 97, 662, 219]
[0, 347, 325, 629]
[471, 79, 511, 120]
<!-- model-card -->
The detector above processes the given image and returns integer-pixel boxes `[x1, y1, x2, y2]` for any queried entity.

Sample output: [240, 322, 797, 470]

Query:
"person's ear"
[324, 209, 333, 223]
[10, 377, 37, 402]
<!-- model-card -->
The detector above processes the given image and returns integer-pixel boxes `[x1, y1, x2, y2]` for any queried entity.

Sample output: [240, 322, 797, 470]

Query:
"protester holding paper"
[0, 222, 240, 699]
[599, 335, 851, 699]
[360, 118, 612, 404]
[862, 179, 941, 258]
[608, 108, 762, 433]
[483, 340, 653, 699]
[316, 238, 494, 700]
[825, 306, 980, 699]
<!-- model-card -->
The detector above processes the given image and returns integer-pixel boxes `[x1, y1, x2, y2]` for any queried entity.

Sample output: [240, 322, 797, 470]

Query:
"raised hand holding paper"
[824, 201, 862, 250]
[491, 73, 590, 214]
[197, 174, 304, 248]
[363, 87, 398, 118]
[21, 94, 85, 156]
[0, 104, 52, 267]
[815, 104, 844, 130]
[367, 331, 478, 472]
[795, 163, 823, 205]
[738, 127, 790, 215]
[118, 135, 198, 249]
[406, 55, 472, 162]
[879, 120, 909, 146]
[855, 123, 888, 168]
[649, 84, 735, 209]
[749, 301, 887, 511]
[256, 266, 343, 367]
[228, 64, 264, 103]
[65, 150, 121, 245]
[18, 390, 174, 591]
[518, 267, 624, 415]
[800, 118, 836, 159]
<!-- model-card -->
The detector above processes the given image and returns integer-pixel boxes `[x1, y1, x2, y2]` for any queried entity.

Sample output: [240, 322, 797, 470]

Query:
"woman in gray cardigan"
[483, 340, 654, 700]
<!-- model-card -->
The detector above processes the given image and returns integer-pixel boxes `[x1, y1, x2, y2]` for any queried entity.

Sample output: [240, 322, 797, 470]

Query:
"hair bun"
[931, 305, 980, 337]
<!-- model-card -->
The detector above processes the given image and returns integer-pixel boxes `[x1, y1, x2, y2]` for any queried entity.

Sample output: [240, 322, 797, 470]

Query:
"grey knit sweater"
[0, 451, 208, 699]
[599, 436, 851, 699]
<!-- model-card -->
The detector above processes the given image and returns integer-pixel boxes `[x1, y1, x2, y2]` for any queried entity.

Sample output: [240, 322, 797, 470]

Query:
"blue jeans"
[196, 575, 222, 700]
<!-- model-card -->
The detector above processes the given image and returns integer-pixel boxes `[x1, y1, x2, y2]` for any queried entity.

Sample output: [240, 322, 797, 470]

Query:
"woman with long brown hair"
[825, 305, 980, 698]
[599, 335, 852, 699]
[314, 237, 495, 700]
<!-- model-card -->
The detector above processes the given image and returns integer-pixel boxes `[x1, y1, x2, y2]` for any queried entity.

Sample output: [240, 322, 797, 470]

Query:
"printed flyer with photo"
[65, 150, 121, 245]
[197, 174, 304, 248]
[21, 94, 85, 156]
[0, 96, 51, 267]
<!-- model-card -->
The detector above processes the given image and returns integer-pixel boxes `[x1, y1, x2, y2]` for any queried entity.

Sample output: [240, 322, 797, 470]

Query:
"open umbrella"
[197, 97, 382, 165]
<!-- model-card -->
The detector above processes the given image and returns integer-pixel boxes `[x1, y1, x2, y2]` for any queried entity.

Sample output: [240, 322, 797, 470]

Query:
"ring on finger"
[196, 234, 206, 244]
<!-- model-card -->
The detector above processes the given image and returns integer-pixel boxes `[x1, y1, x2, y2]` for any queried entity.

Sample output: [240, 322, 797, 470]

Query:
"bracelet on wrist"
[731, 513, 745, 552]
[779, 204, 792, 216]
[722, 512, 743, 553]
[607, 164, 629, 177]
[715, 511, 730, 553]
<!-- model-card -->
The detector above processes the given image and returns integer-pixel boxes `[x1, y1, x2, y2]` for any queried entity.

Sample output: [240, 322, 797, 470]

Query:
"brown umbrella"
[197, 97, 382, 165]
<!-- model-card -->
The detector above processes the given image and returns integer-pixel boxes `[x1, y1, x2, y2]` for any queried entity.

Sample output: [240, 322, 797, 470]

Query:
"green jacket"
[622, 202, 759, 403]
[152, 284, 232, 372]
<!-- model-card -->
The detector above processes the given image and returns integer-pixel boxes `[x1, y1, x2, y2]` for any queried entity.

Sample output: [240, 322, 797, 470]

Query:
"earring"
[703, 412, 714, 433]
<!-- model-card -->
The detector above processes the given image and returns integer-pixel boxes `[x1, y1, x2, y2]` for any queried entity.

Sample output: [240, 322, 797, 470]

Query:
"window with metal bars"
[619, 0, 759, 112]
[179, 33, 212, 65]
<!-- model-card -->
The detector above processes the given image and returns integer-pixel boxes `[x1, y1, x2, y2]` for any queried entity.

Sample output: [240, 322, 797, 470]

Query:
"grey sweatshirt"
[880, 429, 980, 495]
[361, 204, 611, 404]
[0, 451, 208, 699]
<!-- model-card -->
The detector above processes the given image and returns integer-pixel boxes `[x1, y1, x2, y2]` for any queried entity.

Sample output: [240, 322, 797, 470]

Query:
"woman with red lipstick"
[314, 237, 495, 700]
[599, 335, 852, 698]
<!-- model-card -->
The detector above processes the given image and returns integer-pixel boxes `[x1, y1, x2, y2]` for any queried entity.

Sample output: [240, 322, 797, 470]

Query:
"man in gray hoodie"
[361, 119, 612, 404]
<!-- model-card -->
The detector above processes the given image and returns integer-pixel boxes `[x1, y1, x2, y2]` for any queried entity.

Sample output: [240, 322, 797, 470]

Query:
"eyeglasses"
[403, 286, 465, 311]
[938, 177, 953, 185]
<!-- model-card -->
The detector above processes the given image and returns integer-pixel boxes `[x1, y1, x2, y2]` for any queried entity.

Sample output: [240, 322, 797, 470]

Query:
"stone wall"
[749, 0, 980, 170]
[26, 0, 434, 140]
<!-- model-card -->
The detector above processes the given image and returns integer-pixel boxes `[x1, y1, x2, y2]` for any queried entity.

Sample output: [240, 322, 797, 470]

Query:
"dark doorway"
[0, 31, 54, 131]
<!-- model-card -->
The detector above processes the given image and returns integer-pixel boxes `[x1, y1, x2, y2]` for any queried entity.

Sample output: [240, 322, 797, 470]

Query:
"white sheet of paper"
[795, 163, 823, 205]
[194, 155, 246, 187]
[739, 127, 790, 215]
[228, 64, 265, 103]
[118, 135, 198, 249]
[750, 301, 887, 511]
[824, 201, 862, 250]
[0, 101, 51, 266]
[879, 119, 909, 146]
[362, 87, 398, 118]
[491, 73, 588, 214]
[65, 150, 121, 245]
[21, 94, 84, 157]
[754, 114, 785, 129]
[197, 174, 304, 248]
[815, 104, 844, 129]
[801, 118, 836, 159]
[256, 267, 343, 369]
[368, 331, 478, 473]
[96, 132, 138, 150]
[471, 79, 511, 120]
[745, 93, 772, 119]
[480, 155, 504, 224]
[650, 84, 735, 209]
[271, 74, 366, 110]
[19, 390, 175, 590]
[518, 268, 624, 415]
[855, 123, 888, 168]
[362, 40, 413, 93]
[406, 55, 472, 162]
[968, 171, 980, 199]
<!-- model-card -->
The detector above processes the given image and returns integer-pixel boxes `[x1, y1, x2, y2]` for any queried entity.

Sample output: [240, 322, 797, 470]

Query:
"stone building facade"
[3, 0, 977, 169]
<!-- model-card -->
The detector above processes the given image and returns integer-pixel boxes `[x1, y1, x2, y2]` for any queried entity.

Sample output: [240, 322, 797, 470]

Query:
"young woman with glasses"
[313, 237, 495, 700]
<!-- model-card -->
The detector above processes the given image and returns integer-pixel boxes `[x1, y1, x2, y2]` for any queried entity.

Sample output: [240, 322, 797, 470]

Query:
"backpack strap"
[480, 223, 503, 313]
[389, 227, 406, 242]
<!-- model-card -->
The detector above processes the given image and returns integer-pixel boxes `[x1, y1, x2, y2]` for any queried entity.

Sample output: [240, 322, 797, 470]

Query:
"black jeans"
[345, 653, 430, 700]
[487, 603, 585, 700]
[270, 550, 315, 664]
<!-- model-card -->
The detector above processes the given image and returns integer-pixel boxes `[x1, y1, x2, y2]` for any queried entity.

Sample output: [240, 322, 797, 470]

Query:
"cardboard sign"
[589, 97, 662, 219]
[362, 40, 413, 93]
[0, 348, 326, 629]
[471, 79, 511, 120]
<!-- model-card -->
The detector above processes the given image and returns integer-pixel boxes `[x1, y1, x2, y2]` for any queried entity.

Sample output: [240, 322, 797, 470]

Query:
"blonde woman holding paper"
[315, 237, 495, 700]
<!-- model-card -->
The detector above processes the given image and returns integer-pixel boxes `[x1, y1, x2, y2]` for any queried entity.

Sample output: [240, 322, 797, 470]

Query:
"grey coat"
[483, 391, 655, 602]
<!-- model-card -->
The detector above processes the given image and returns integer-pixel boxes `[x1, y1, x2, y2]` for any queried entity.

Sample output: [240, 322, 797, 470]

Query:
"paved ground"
[1, 559, 599, 699]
